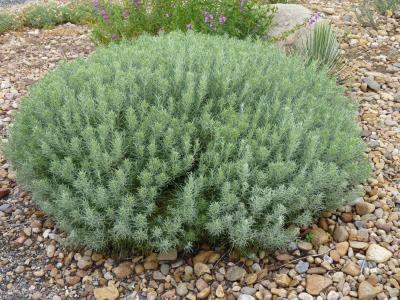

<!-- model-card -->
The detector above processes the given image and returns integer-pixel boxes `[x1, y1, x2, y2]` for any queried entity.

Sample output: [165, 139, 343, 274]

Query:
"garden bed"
[0, 0, 399, 299]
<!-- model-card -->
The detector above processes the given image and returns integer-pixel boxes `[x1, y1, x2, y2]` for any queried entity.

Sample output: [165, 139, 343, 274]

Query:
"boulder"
[266, 4, 323, 50]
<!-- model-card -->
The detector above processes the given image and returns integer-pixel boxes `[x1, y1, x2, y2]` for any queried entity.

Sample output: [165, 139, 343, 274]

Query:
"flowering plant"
[91, 0, 275, 44]
[307, 11, 322, 27]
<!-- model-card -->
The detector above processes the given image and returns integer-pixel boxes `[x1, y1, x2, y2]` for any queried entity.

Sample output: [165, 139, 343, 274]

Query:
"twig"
[213, 246, 233, 268]
[360, 259, 366, 274]
[269, 246, 335, 271]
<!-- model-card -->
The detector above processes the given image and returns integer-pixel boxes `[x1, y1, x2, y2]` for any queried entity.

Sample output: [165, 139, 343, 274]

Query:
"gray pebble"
[295, 260, 309, 274]
[241, 287, 257, 295]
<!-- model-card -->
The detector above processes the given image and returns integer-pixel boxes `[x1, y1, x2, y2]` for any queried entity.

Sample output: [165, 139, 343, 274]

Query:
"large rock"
[275, 273, 291, 287]
[342, 260, 360, 276]
[226, 266, 246, 282]
[366, 244, 393, 263]
[112, 261, 133, 279]
[266, 4, 321, 50]
[94, 283, 119, 300]
[194, 263, 210, 277]
[358, 281, 383, 300]
[77, 256, 93, 270]
[336, 241, 349, 256]
[176, 282, 188, 297]
[197, 287, 211, 299]
[333, 226, 349, 242]
[310, 227, 331, 247]
[193, 250, 215, 264]
[306, 274, 332, 295]
[298, 293, 314, 300]
[349, 241, 369, 250]
[355, 202, 375, 215]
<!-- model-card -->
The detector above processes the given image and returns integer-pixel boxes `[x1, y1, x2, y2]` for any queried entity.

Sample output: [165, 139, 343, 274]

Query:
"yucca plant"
[297, 22, 344, 78]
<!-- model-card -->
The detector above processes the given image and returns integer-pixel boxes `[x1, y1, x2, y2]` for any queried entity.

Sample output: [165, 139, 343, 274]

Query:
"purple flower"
[218, 15, 227, 24]
[112, 33, 118, 41]
[204, 11, 210, 22]
[307, 12, 321, 26]
[133, 0, 140, 9]
[100, 10, 109, 22]
[203, 11, 215, 26]
[93, 0, 101, 10]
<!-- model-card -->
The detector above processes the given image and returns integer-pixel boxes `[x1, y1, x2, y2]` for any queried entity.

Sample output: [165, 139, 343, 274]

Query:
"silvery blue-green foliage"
[6, 32, 370, 253]
[297, 22, 344, 77]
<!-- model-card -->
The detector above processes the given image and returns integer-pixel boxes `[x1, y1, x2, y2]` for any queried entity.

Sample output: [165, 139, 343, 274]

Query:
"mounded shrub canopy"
[6, 32, 370, 253]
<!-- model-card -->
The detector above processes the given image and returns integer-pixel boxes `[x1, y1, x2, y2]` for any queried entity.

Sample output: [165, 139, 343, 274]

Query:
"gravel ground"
[0, 0, 67, 9]
[0, 0, 32, 7]
[0, 0, 399, 299]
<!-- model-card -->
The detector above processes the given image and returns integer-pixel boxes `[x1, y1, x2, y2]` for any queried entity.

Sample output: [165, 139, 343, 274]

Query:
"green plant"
[0, 12, 19, 34]
[304, 233, 314, 243]
[296, 22, 344, 77]
[5, 32, 370, 253]
[91, 0, 275, 44]
[65, 1, 97, 24]
[23, 2, 95, 29]
[23, 4, 66, 28]
[355, 0, 377, 28]
[374, 0, 400, 14]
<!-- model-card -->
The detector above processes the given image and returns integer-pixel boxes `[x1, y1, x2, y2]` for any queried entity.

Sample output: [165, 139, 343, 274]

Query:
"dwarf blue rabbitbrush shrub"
[6, 32, 370, 253]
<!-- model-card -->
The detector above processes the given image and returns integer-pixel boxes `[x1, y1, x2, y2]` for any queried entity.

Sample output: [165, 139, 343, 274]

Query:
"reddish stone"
[0, 188, 10, 199]
[341, 213, 353, 223]
[67, 276, 81, 285]
[161, 289, 176, 299]
[14, 236, 27, 244]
